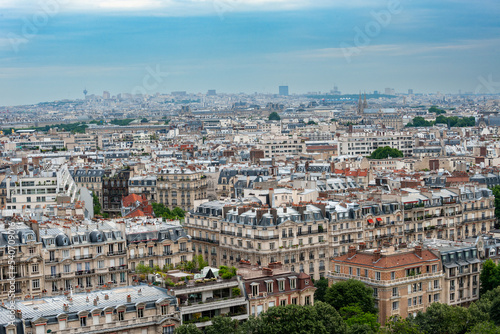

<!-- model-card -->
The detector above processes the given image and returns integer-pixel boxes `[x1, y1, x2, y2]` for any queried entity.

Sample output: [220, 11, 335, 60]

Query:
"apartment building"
[256, 134, 306, 158]
[156, 168, 208, 211]
[40, 221, 129, 297]
[337, 131, 414, 157]
[424, 239, 481, 307]
[1, 165, 78, 215]
[239, 262, 316, 316]
[102, 168, 131, 216]
[167, 274, 248, 328]
[129, 175, 157, 202]
[0, 222, 43, 303]
[72, 168, 105, 205]
[8, 285, 179, 334]
[126, 222, 194, 277]
[329, 245, 444, 325]
[184, 201, 223, 268]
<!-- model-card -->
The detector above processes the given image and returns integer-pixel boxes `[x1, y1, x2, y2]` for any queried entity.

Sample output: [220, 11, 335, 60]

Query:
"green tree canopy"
[324, 279, 378, 315]
[174, 323, 202, 334]
[428, 106, 446, 115]
[480, 259, 500, 295]
[412, 303, 470, 334]
[269, 112, 281, 121]
[314, 277, 329, 302]
[368, 146, 404, 159]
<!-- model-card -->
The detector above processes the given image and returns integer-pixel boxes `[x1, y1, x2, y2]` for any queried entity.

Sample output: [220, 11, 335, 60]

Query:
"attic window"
[27, 234, 34, 241]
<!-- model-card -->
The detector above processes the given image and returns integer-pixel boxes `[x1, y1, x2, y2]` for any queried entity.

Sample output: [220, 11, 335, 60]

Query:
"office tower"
[279, 86, 289, 96]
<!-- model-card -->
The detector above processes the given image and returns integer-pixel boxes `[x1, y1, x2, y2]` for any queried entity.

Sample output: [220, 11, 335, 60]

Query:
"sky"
[0, 0, 500, 106]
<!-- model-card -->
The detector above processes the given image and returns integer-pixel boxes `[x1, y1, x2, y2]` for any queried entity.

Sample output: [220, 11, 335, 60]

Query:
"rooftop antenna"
[83, 88, 88, 98]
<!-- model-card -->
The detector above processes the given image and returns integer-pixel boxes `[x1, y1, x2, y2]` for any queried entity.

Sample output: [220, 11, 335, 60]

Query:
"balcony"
[163, 250, 173, 256]
[75, 269, 95, 276]
[45, 273, 61, 280]
[107, 250, 126, 256]
[74, 254, 93, 260]
[109, 265, 128, 272]
[47, 258, 59, 263]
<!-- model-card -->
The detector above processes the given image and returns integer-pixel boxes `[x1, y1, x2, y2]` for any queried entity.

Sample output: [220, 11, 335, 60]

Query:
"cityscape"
[2, 1, 500, 334]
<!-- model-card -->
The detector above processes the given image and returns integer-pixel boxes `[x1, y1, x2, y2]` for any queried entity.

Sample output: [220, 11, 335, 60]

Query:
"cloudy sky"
[1, 0, 499, 105]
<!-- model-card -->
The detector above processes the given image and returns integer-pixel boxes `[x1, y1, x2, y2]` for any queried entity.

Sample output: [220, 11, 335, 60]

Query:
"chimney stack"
[93, 299, 98, 306]
[373, 249, 382, 262]
[347, 245, 356, 258]
[127, 294, 131, 303]
[63, 304, 69, 312]
[415, 245, 422, 258]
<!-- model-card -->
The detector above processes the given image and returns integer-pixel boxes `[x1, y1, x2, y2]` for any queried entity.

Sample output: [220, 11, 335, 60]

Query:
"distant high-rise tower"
[207, 89, 216, 96]
[103, 91, 110, 99]
[279, 86, 289, 96]
[83, 88, 88, 98]
[408, 89, 414, 95]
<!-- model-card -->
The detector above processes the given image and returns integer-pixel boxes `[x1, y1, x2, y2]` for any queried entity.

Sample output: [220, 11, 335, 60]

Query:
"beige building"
[156, 168, 208, 211]
[11, 285, 180, 334]
[330, 245, 444, 325]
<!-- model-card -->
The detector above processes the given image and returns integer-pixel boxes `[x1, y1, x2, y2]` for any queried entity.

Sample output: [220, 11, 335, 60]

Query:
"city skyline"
[1, 0, 499, 106]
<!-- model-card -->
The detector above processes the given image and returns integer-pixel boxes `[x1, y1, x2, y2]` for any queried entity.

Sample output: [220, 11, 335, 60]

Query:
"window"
[118, 311, 124, 321]
[32, 279, 40, 289]
[408, 298, 412, 307]
[392, 287, 398, 297]
[391, 271, 395, 280]
[59, 318, 67, 330]
[32, 263, 39, 273]
[105, 312, 112, 323]
[434, 293, 440, 302]
[278, 279, 285, 291]
[267, 282, 273, 293]
[280, 299, 286, 306]
[163, 325, 175, 334]
[137, 308, 144, 318]
[80, 317, 87, 327]
[161, 305, 168, 315]
[356, 268, 360, 276]
[292, 297, 298, 305]
[290, 278, 296, 289]
[376, 272, 381, 281]
[373, 288, 378, 297]
[252, 283, 259, 297]
[305, 296, 310, 305]
[392, 301, 399, 310]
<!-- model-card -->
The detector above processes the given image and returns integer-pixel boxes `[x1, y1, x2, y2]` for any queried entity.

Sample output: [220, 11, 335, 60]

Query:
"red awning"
[376, 218, 383, 222]
[367, 219, 374, 224]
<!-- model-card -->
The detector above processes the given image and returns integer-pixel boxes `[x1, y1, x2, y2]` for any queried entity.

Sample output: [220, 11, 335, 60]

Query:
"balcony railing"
[45, 273, 61, 280]
[75, 269, 95, 276]
[74, 254, 93, 260]
[107, 250, 126, 256]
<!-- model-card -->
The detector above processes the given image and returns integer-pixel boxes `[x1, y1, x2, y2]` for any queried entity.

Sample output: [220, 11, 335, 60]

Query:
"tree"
[269, 112, 281, 121]
[381, 316, 422, 334]
[195, 255, 208, 271]
[92, 193, 102, 216]
[324, 279, 377, 315]
[204, 316, 240, 334]
[368, 146, 404, 159]
[254, 302, 347, 334]
[480, 259, 500, 295]
[307, 120, 317, 125]
[174, 324, 202, 334]
[467, 321, 500, 334]
[490, 297, 500, 326]
[141, 118, 149, 123]
[428, 106, 446, 115]
[314, 277, 329, 302]
[339, 306, 379, 332]
[413, 303, 469, 334]
[406, 117, 434, 127]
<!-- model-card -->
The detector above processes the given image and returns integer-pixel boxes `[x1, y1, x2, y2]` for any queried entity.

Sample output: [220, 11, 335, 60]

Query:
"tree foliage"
[269, 112, 281, 121]
[368, 146, 404, 159]
[412, 303, 470, 334]
[428, 106, 446, 115]
[110, 118, 135, 126]
[490, 186, 500, 225]
[152, 203, 186, 220]
[406, 116, 434, 127]
[174, 323, 202, 334]
[480, 259, 500, 295]
[314, 277, 329, 302]
[324, 279, 378, 315]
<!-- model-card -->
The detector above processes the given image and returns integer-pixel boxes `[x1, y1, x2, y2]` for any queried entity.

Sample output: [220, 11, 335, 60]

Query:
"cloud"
[0, 0, 380, 16]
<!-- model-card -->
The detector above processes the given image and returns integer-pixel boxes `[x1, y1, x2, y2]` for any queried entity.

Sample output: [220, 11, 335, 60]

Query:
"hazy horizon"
[1, 0, 499, 106]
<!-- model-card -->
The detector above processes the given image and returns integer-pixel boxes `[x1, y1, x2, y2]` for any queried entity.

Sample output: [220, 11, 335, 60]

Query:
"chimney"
[93, 299, 98, 306]
[359, 242, 366, 250]
[373, 249, 382, 262]
[262, 267, 273, 276]
[415, 245, 422, 258]
[15, 310, 22, 319]
[127, 294, 131, 303]
[63, 304, 69, 312]
[104, 294, 109, 300]
[347, 245, 356, 258]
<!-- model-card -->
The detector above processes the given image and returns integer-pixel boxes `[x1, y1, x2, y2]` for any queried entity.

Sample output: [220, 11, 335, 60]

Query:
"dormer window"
[73, 236, 79, 243]
[289, 277, 297, 289]
[47, 238, 55, 246]
[251, 283, 259, 297]
[26, 234, 34, 241]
